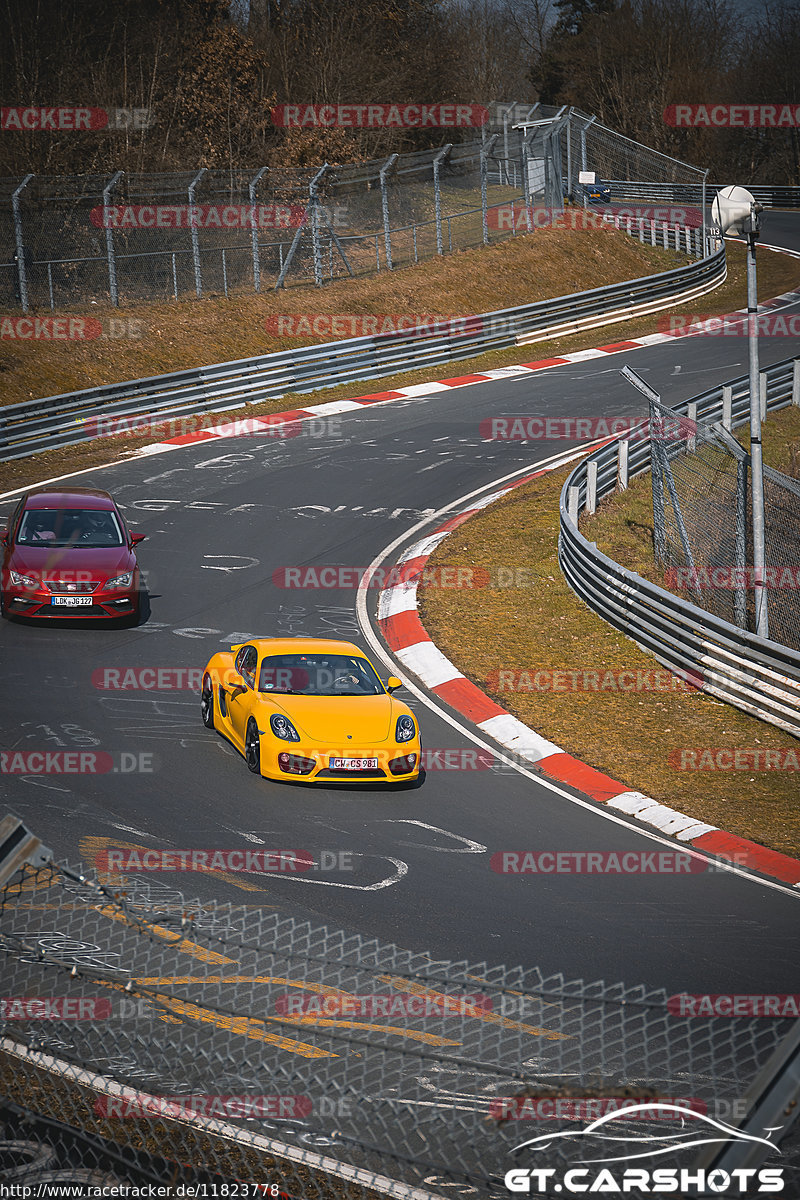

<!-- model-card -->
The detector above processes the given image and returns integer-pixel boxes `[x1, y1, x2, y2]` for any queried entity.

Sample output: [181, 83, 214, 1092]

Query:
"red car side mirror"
[130, 533, 146, 547]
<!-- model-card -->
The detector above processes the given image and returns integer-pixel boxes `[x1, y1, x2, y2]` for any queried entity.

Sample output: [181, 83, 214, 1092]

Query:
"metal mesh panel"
[1, 849, 797, 1195]
[650, 396, 800, 650]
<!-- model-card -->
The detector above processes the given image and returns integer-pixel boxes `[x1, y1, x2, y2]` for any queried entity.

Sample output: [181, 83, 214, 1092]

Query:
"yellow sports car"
[200, 637, 421, 784]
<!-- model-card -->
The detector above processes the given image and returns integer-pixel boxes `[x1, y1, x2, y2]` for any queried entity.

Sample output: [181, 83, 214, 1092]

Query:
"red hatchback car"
[0, 486, 145, 620]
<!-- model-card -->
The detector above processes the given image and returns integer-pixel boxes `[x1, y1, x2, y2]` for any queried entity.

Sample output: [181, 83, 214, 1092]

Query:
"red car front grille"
[44, 580, 99, 593]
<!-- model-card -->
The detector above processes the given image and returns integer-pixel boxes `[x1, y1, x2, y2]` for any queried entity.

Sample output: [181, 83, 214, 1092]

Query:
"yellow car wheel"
[245, 718, 262, 776]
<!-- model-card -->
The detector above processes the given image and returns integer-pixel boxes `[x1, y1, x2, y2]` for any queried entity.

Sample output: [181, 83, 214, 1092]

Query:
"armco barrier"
[559, 356, 800, 737]
[607, 180, 800, 209]
[0, 222, 723, 463]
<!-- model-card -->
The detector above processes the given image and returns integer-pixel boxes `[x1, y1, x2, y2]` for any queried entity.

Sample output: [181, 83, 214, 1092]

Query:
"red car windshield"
[17, 508, 124, 548]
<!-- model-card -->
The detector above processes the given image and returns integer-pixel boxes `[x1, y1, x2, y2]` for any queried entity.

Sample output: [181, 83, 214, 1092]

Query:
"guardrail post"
[481, 135, 498, 246]
[11, 174, 34, 313]
[722, 385, 733, 430]
[662, 222, 668, 249]
[379, 154, 398, 270]
[650, 219, 656, 246]
[793, 359, 800, 406]
[568, 485, 580, 525]
[249, 167, 268, 292]
[687, 401, 697, 452]
[188, 168, 206, 298]
[433, 145, 452, 255]
[759, 369, 768, 419]
[586, 460, 598, 514]
[638, 218, 645, 243]
[103, 170, 124, 306]
[617, 439, 629, 491]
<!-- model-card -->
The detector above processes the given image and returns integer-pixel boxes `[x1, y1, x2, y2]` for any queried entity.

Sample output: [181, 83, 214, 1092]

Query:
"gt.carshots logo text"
[270, 103, 488, 128]
[504, 1104, 784, 1193]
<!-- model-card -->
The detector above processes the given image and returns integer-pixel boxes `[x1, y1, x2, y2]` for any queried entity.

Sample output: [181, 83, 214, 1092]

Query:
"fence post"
[687, 401, 697, 453]
[188, 168, 206, 298]
[249, 167, 268, 293]
[172, 253, 178, 301]
[433, 145, 452, 255]
[103, 170, 124, 306]
[701, 168, 708, 260]
[735, 456, 748, 630]
[310, 163, 330, 286]
[617, 439, 629, 491]
[379, 154, 398, 270]
[11, 174, 34, 313]
[793, 358, 800, 406]
[649, 399, 668, 565]
[480, 135, 498, 246]
[722, 385, 733, 430]
[586, 460, 598, 514]
[580, 115, 596, 209]
[565, 108, 573, 199]
[221, 248, 228, 299]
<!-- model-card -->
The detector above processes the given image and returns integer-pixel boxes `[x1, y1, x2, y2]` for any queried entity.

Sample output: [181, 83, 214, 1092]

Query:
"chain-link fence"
[1, 825, 799, 1196]
[649, 395, 800, 651]
[1, 104, 709, 312]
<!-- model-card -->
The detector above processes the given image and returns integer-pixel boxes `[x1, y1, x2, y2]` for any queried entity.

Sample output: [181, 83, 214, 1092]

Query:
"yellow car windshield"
[258, 655, 384, 696]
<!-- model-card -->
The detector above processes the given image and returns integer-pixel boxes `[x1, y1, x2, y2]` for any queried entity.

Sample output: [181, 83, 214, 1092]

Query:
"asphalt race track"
[2, 211, 799, 1006]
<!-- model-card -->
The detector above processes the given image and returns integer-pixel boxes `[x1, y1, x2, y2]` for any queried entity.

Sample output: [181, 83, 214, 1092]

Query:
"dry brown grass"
[419, 409, 800, 858]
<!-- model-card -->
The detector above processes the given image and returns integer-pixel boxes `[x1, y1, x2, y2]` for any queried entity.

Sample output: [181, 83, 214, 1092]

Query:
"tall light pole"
[711, 186, 768, 638]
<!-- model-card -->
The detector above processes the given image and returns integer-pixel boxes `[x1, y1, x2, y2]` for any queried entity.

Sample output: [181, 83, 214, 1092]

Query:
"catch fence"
[1, 823, 798, 1196]
[649, 394, 800, 651]
[1, 105, 709, 311]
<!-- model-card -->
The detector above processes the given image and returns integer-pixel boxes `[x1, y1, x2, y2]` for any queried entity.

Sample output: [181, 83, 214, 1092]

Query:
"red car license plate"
[51, 595, 92, 606]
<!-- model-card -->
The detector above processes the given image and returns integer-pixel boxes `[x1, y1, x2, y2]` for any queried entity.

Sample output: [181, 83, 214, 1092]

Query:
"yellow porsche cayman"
[200, 637, 421, 784]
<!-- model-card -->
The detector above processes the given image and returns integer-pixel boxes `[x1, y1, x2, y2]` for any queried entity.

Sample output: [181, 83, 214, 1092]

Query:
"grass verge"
[418, 408, 800, 859]
[2, 231, 797, 495]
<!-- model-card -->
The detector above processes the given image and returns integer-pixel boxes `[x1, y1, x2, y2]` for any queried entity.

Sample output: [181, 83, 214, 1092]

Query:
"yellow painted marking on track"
[99, 981, 335, 1058]
[376, 975, 571, 1041]
[90, 903, 235, 965]
[79, 836, 267, 894]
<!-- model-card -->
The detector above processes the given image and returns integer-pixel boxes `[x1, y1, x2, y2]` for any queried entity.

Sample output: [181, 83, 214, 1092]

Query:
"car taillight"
[389, 754, 418, 776]
[278, 753, 316, 776]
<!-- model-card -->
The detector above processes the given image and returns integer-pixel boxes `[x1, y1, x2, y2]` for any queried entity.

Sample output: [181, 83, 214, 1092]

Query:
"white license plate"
[329, 757, 378, 770]
[52, 595, 92, 607]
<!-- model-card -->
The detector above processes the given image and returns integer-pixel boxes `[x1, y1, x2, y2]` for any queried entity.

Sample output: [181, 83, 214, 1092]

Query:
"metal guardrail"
[606, 180, 800, 209]
[559, 356, 800, 737]
[0, 223, 724, 463]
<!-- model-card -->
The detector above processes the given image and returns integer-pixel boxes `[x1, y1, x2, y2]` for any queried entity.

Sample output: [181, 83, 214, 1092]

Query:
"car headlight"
[270, 713, 300, 742]
[105, 572, 133, 590]
[10, 571, 37, 589]
[395, 714, 416, 743]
